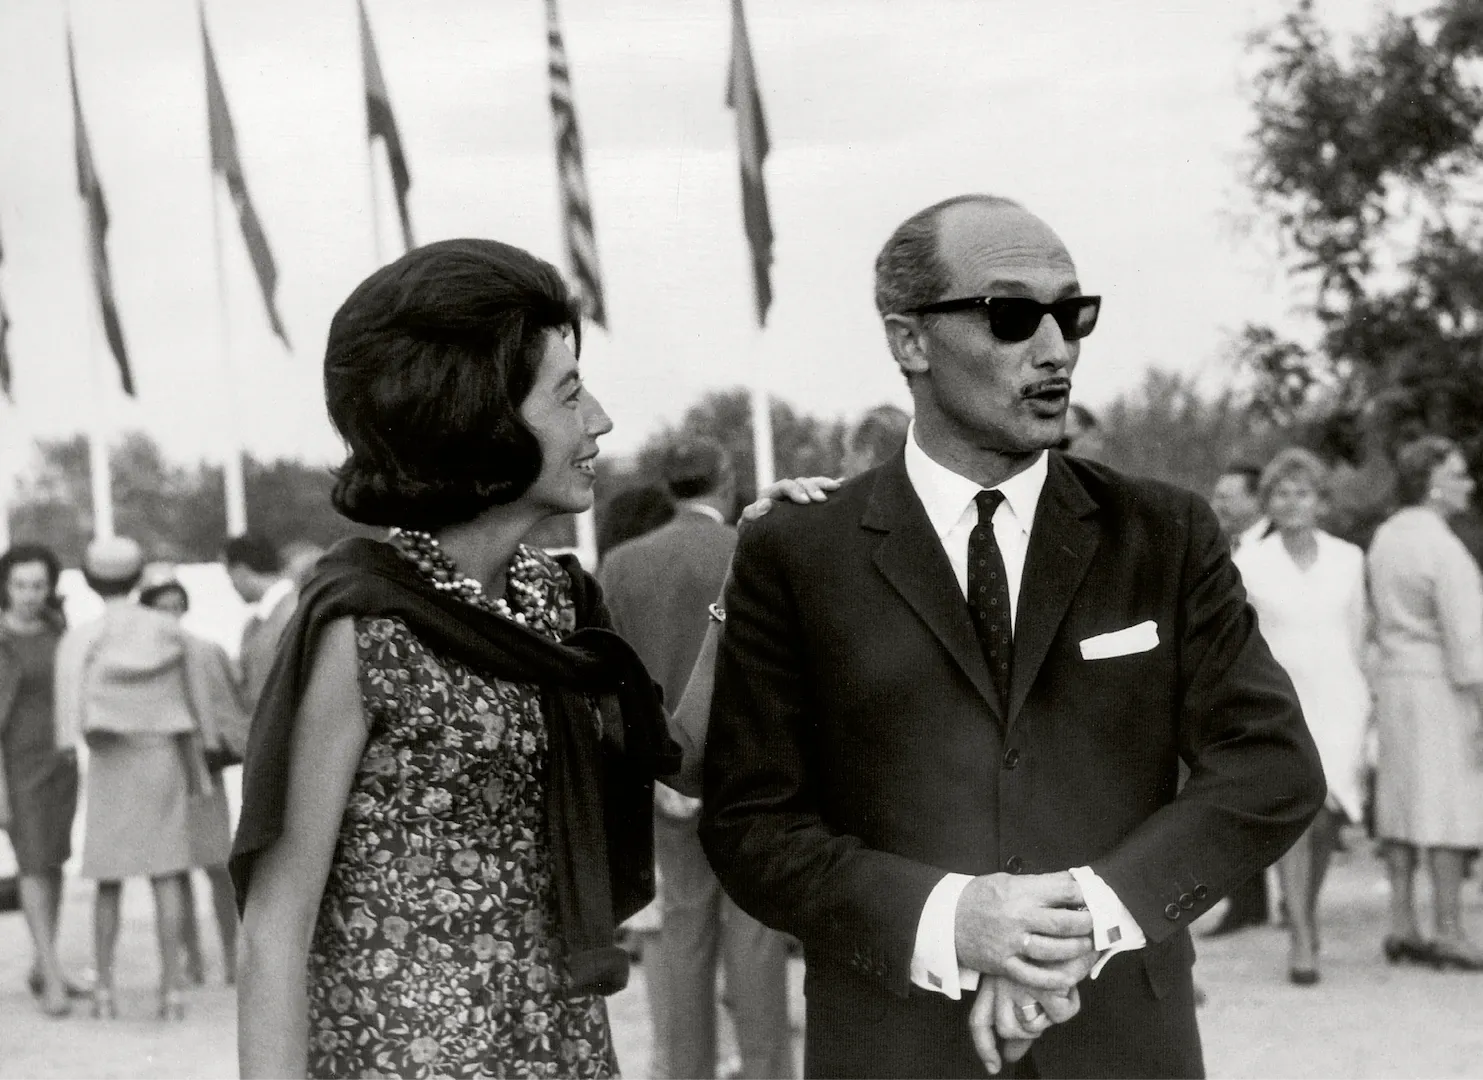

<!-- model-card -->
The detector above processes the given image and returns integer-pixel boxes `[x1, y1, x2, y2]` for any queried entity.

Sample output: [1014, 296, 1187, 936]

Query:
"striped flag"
[67, 32, 135, 396]
[727, 0, 774, 326]
[545, 0, 607, 328]
[358, 0, 414, 252]
[0, 220, 11, 401]
[201, 10, 290, 347]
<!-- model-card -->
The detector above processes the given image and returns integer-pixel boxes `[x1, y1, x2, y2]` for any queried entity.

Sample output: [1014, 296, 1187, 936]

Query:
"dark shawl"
[228, 537, 681, 996]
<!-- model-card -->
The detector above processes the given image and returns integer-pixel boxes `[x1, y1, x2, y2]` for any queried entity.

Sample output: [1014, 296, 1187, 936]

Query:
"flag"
[201, 10, 290, 347]
[67, 33, 135, 396]
[0, 220, 11, 401]
[358, 0, 414, 252]
[545, 0, 607, 328]
[726, 0, 774, 326]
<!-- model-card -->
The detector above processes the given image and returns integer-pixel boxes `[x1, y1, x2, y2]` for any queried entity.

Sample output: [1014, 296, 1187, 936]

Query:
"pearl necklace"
[389, 528, 545, 627]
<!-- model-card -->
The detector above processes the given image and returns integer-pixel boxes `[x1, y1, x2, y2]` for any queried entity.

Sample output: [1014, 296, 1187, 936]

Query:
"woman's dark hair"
[1393, 434, 1460, 507]
[326, 238, 582, 531]
[140, 581, 190, 613]
[0, 544, 63, 619]
[597, 485, 677, 558]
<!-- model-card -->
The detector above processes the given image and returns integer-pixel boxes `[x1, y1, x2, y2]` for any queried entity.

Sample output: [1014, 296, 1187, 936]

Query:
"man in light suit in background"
[601, 438, 794, 1080]
[223, 534, 297, 711]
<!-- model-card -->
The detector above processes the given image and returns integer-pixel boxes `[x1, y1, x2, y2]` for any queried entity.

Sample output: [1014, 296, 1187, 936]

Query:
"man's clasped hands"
[955, 870, 1099, 1075]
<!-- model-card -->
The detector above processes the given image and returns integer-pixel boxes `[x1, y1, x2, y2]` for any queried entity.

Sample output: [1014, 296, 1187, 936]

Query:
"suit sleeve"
[699, 517, 946, 996]
[1090, 493, 1326, 942]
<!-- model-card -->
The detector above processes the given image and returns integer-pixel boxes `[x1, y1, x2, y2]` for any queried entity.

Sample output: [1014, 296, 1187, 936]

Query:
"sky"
[0, 0, 1397, 477]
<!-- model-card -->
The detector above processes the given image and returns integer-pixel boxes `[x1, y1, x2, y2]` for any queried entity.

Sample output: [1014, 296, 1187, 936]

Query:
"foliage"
[6, 432, 372, 565]
[1237, 0, 1483, 465]
[630, 388, 849, 502]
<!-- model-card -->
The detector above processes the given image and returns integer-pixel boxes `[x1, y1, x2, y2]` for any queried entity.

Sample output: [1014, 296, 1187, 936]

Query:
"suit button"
[1179, 892, 1195, 910]
[1005, 855, 1024, 874]
[1193, 884, 1208, 901]
[1164, 903, 1181, 921]
[1003, 748, 1020, 770]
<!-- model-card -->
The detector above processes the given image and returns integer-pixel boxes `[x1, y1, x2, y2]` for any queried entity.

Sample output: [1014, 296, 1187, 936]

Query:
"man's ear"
[883, 314, 930, 380]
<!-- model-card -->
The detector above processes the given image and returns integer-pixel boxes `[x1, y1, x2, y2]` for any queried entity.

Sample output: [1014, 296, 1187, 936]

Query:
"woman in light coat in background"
[1367, 435, 1483, 970]
[55, 538, 237, 1020]
[1233, 448, 1370, 986]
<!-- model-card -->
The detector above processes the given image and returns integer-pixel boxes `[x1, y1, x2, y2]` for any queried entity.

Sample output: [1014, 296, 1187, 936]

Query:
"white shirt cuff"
[1069, 865, 1147, 978]
[909, 873, 980, 999]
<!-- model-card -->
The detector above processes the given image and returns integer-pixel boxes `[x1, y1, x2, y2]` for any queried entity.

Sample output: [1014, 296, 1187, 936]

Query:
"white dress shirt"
[250, 577, 296, 625]
[901, 428, 1146, 1000]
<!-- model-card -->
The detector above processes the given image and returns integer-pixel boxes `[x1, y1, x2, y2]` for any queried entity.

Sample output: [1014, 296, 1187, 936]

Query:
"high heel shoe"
[157, 988, 185, 1022]
[1288, 967, 1320, 986]
[1383, 935, 1439, 967]
[90, 987, 117, 1020]
[1429, 938, 1483, 972]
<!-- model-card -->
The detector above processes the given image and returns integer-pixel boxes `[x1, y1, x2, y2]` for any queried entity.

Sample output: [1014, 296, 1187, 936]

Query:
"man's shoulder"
[1061, 455, 1202, 521]
[740, 469, 879, 547]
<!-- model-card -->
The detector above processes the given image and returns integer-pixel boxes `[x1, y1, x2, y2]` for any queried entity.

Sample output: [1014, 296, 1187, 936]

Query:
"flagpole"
[209, 176, 249, 537]
[366, 137, 384, 266]
[749, 356, 775, 492]
[81, 271, 115, 540]
[0, 398, 15, 550]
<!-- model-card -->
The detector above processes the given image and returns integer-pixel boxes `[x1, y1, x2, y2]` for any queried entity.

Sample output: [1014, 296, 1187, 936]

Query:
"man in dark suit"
[699, 195, 1325, 1078]
[223, 534, 297, 711]
[601, 439, 794, 1080]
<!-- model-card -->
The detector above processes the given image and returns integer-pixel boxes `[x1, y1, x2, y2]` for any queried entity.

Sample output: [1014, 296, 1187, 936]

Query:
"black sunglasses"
[904, 295, 1101, 343]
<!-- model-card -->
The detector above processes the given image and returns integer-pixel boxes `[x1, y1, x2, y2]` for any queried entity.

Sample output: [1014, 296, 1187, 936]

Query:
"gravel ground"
[2, 834, 1481, 1078]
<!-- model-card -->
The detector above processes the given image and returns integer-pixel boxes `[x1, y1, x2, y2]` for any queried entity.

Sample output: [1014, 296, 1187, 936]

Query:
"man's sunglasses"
[904, 295, 1102, 343]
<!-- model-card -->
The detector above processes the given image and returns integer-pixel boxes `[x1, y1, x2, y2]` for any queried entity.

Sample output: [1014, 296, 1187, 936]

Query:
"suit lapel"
[864, 456, 1003, 722]
[1008, 454, 1100, 725]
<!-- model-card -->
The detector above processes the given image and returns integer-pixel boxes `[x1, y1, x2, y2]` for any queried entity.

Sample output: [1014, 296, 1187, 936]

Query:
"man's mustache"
[1020, 378, 1072, 398]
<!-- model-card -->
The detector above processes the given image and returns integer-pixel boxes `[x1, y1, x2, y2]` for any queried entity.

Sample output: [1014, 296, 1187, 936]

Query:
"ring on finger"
[1014, 1000, 1047, 1026]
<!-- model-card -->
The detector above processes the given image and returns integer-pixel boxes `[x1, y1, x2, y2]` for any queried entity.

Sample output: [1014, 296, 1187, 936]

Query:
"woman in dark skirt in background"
[0, 543, 81, 1017]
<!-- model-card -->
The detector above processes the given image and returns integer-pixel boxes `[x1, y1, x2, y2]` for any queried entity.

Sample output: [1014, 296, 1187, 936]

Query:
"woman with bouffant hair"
[1368, 434, 1483, 971]
[232, 239, 665, 1078]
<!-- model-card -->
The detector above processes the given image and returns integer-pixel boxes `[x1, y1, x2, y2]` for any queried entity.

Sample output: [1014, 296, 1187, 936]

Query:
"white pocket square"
[1079, 620, 1159, 660]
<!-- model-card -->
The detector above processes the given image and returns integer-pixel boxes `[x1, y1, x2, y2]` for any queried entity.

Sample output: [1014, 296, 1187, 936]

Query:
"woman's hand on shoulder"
[740, 476, 841, 523]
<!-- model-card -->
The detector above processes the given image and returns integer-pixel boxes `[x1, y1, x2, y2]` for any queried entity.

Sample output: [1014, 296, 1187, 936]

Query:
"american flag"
[68, 31, 135, 396]
[545, 0, 607, 329]
[727, 0, 774, 327]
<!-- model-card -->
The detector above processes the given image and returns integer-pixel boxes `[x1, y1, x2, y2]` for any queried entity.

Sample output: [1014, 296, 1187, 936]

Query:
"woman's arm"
[665, 476, 841, 795]
[666, 602, 724, 798]
[238, 617, 368, 1080]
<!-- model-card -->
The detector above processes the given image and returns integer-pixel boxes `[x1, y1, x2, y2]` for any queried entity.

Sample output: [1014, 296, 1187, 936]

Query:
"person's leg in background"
[92, 880, 122, 1018]
[204, 864, 238, 983]
[719, 896, 795, 1079]
[650, 811, 723, 1079]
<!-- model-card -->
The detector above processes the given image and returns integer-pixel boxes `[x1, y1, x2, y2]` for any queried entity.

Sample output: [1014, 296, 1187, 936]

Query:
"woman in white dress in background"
[1234, 448, 1370, 986]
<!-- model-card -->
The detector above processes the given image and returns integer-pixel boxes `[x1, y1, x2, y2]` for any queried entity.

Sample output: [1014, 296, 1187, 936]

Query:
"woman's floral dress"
[306, 547, 618, 1079]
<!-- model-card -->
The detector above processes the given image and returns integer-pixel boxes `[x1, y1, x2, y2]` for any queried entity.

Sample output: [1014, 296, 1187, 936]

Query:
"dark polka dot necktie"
[967, 489, 1013, 711]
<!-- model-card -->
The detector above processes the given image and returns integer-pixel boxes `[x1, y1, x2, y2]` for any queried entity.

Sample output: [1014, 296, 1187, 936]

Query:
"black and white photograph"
[2, 1, 1483, 1077]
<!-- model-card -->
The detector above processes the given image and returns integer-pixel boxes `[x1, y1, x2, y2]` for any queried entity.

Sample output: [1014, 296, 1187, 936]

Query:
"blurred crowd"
[0, 530, 317, 1020]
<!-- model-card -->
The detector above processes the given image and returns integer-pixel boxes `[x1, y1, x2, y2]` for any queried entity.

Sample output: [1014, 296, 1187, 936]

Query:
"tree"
[629, 388, 848, 504]
[5, 431, 374, 565]
[1238, 0, 1483, 466]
